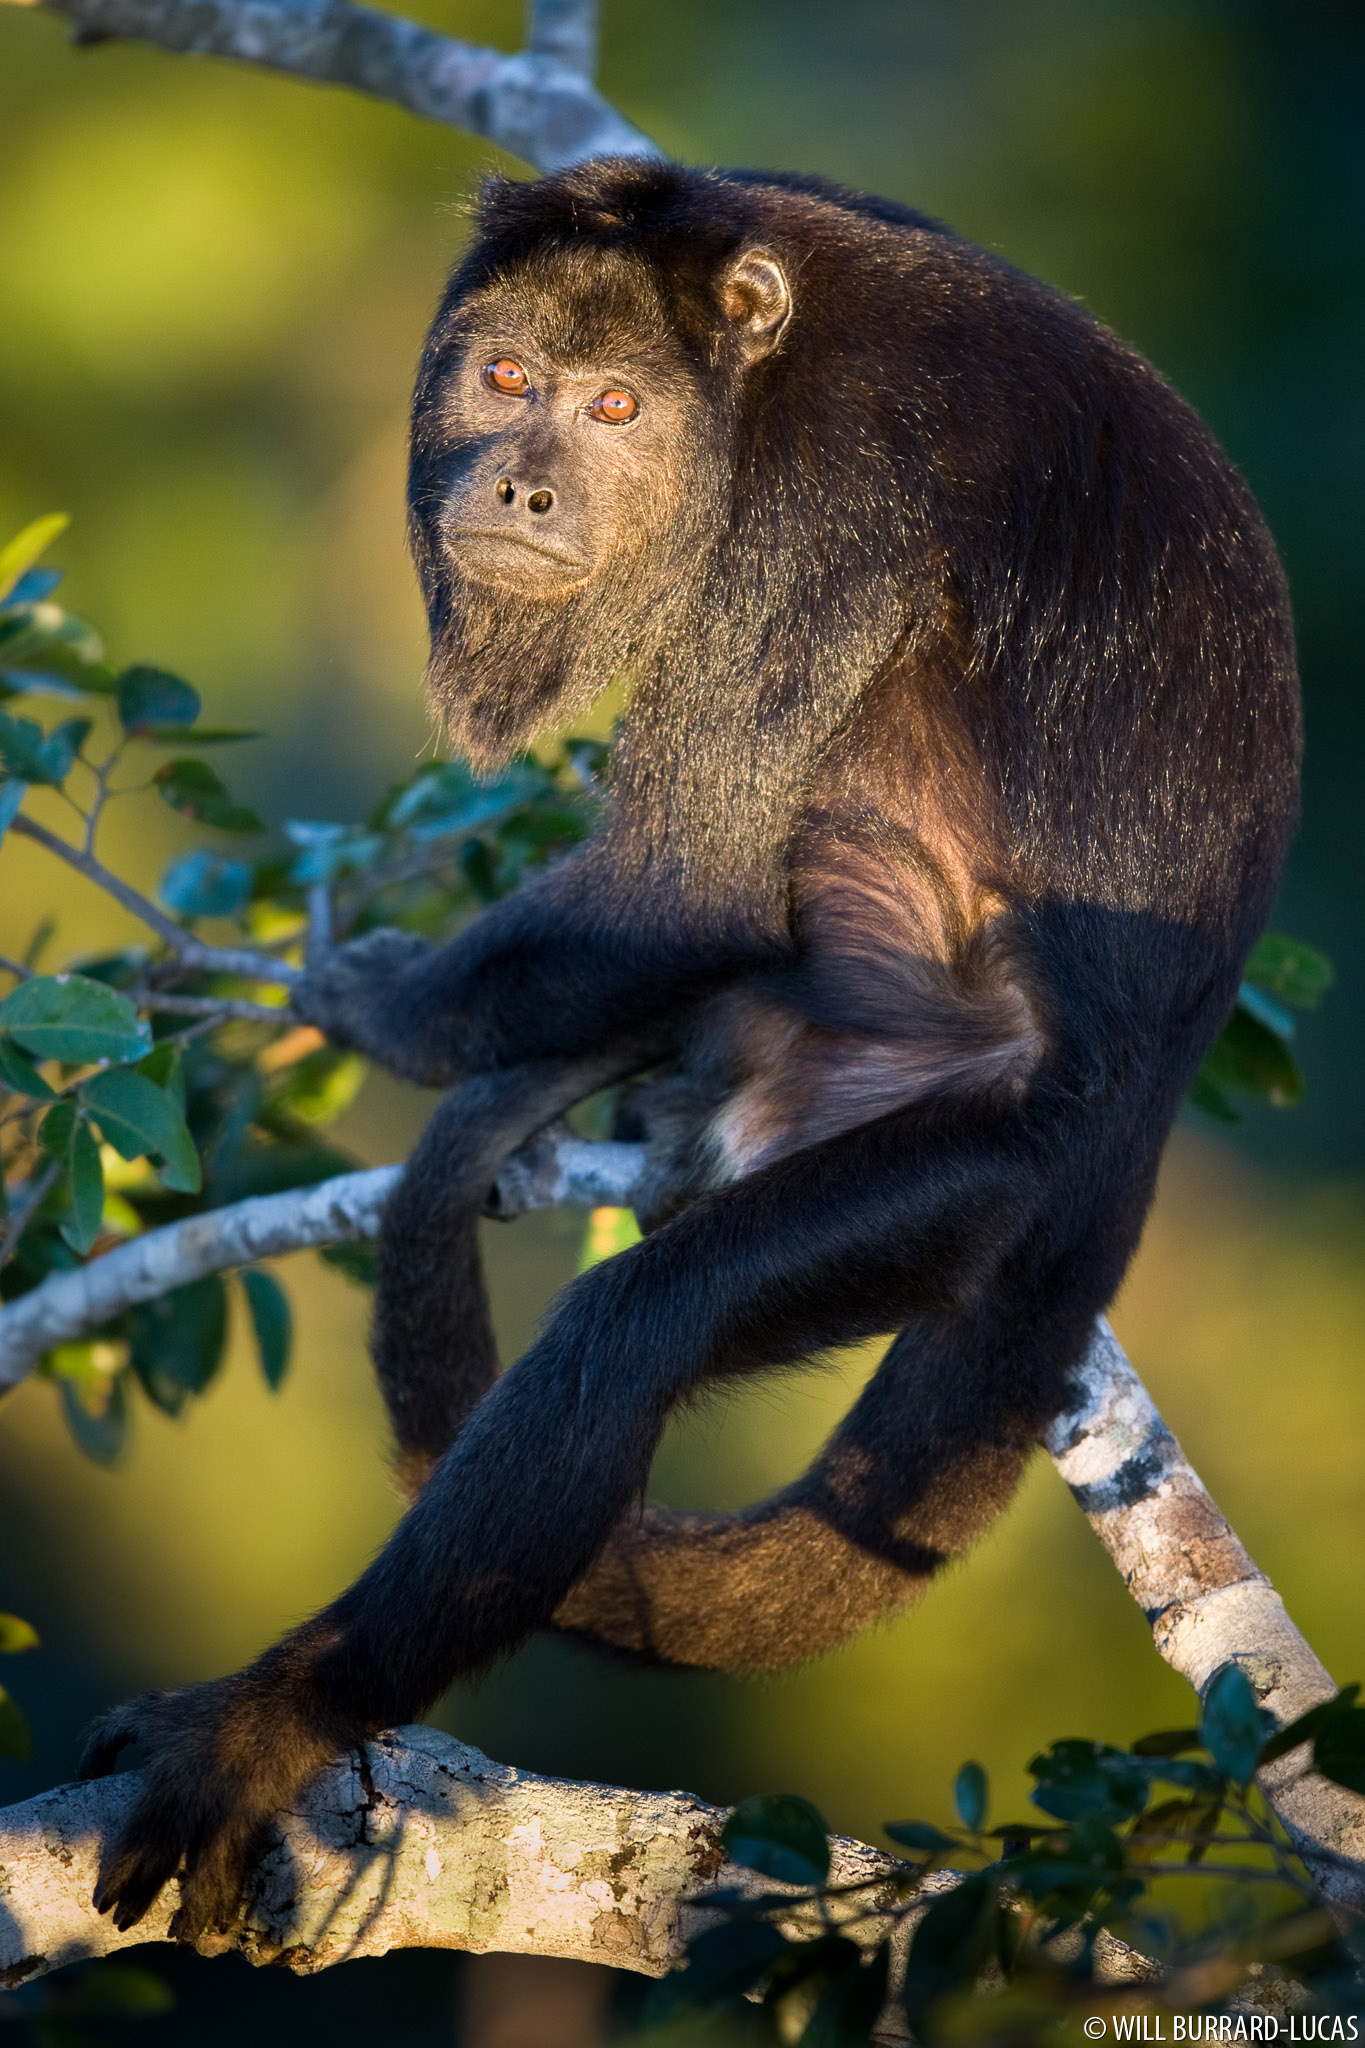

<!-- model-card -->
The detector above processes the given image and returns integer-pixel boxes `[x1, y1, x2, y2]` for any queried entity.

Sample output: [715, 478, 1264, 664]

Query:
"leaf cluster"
[654, 1666, 1365, 2045]
[0, 517, 604, 1460]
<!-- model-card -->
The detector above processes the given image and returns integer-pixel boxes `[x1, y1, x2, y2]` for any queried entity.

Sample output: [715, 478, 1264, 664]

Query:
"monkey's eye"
[482, 359, 530, 396]
[588, 388, 639, 425]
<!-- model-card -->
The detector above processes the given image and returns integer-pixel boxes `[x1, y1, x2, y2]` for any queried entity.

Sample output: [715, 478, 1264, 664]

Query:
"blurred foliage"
[0, 516, 605, 1463]
[652, 1670, 1365, 2043]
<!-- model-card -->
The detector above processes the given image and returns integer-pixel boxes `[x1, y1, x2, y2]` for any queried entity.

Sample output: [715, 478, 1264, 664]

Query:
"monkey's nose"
[494, 478, 555, 515]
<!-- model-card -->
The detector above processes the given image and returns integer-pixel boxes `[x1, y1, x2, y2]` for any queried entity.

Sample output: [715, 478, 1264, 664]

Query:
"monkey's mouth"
[446, 529, 590, 592]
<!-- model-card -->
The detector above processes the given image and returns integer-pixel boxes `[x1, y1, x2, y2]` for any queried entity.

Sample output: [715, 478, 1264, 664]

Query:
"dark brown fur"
[79, 162, 1299, 1936]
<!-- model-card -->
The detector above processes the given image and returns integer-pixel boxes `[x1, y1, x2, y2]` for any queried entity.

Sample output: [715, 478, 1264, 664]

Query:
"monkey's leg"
[551, 1319, 1041, 1672]
[371, 1053, 645, 1498]
[81, 1091, 1104, 1938]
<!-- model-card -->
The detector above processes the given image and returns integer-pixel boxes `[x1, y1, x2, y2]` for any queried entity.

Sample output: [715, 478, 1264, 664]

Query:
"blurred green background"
[0, 0, 1362, 2040]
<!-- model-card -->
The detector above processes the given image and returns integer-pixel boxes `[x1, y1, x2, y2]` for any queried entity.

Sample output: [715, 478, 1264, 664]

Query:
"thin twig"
[0, 1160, 60, 1271]
[131, 990, 286, 1025]
[0, 953, 30, 981]
[8, 814, 299, 986]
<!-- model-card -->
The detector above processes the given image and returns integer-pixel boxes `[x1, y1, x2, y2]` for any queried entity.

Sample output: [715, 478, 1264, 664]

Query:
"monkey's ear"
[719, 247, 792, 360]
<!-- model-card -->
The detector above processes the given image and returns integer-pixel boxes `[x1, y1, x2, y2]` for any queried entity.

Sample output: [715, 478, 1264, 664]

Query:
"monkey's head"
[408, 162, 795, 766]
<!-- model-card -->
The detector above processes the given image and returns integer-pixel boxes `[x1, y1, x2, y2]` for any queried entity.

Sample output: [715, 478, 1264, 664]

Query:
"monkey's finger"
[93, 1831, 184, 1930]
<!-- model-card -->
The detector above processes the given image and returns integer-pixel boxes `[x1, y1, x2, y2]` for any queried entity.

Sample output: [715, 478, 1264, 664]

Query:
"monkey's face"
[412, 243, 793, 608]
[429, 335, 695, 601]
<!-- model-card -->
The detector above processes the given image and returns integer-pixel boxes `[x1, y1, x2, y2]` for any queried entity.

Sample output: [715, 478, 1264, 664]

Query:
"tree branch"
[35, 0, 658, 172]
[8, 815, 299, 987]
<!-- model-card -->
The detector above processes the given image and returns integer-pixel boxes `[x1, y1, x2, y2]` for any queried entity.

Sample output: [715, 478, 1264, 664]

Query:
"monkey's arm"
[292, 842, 767, 1087]
[80, 1087, 1102, 1939]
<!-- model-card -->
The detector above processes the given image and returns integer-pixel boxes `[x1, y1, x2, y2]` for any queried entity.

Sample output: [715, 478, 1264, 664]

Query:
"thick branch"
[0, 1129, 640, 1390]
[37, 0, 657, 171]
[1046, 1325, 1365, 1911]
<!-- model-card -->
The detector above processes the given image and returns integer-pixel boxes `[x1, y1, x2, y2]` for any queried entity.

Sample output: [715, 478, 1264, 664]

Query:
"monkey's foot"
[78, 1674, 346, 1941]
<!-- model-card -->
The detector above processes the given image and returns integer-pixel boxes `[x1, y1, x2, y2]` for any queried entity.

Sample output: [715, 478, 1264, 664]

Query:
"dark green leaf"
[80, 1068, 201, 1193]
[659, 1919, 788, 2014]
[319, 1240, 378, 1287]
[116, 664, 201, 734]
[1201, 1664, 1277, 1786]
[884, 1820, 957, 1854]
[126, 1276, 228, 1407]
[39, 1101, 105, 1254]
[0, 1614, 39, 1653]
[241, 1268, 292, 1391]
[1259, 1686, 1361, 1766]
[0, 707, 90, 785]
[1314, 1708, 1365, 1797]
[1028, 1740, 1149, 1824]
[154, 757, 263, 833]
[1130, 1728, 1202, 1758]
[138, 726, 261, 745]
[0, 1034, 55, 1099]
[0, 1684, 32, 1762]
[159, 848, 253, 920]
[722, 1793, 831, 1887]
[1186, 1071, 1239, 1124]
[900, 1872, 998, 2026]
[1199, 1008, 1303, 1110]
[59, 1370, 130, 1465]
[1244, 933, 1334, 1011]
[0, 776, 26, 839]
[954, 1761, 988, 1832]
[66, 1961, 176, 2016]
[0, 973, 149, 1065]
[460, 838, 500, 903]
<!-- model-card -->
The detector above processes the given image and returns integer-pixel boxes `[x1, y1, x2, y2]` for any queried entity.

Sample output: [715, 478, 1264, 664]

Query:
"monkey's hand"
[78, 1668, 349, 1941]
[291, 928, 462, 1088]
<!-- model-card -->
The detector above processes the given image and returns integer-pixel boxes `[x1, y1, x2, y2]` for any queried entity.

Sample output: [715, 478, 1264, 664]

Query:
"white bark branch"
[1046, 1324, 1365, 1912]
[35, 0, 658, 172]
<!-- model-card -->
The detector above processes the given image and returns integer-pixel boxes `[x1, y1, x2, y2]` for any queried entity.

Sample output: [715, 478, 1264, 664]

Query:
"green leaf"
[126, 1276, 229, 1407]
[154, 757, 263, 833]
[1028, 1740, 1149, 1824]
[0, 707, 90, 785]
[319, 1239, 378, 1287]
[659, 1920, 789, 2014]
[241, 1268, 292, 1391]
[1186, 1070, 1239, 1123]
[116, 664, 201, 735]
[1258, 1685, 1361, 1766]
[0, 776, 26, 840]
[0, 1034, 55, 1099]
[900, 1871, 998, 2027]
[0, 973, 149, 1065]
[1314, 1707, 1365, 1797]
[1245, 933, 1334, 1010]
[954, 1760, 988, 1831]
[81, 1067, 201, 1193]
[0, 1684, 32, 1762]
[884, 1819, 957, 1854]
[0, 600, 114, 695]
[160, 848, 253, 920]
[68, 1962, 176, 2017]
[722, 1793, 831, 1887]
[1201, 1663, 1277, 1787]
[139, 726, 262, 744]
[1199, 1007, 1304, 1109]
[59, 1369, 130, 1465]
[0, 512, 69, 608]
[39, 1101, 105, 1254]
[0, 1614, 39, 1653]
[1130, 1727, 1203, 1758]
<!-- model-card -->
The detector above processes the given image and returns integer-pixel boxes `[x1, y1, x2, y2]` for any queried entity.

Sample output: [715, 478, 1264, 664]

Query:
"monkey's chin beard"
[425, 574, 633, 772]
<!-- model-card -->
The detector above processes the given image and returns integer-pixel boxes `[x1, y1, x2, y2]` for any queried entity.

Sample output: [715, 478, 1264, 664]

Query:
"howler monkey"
[81, 160, 1300, 1934]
